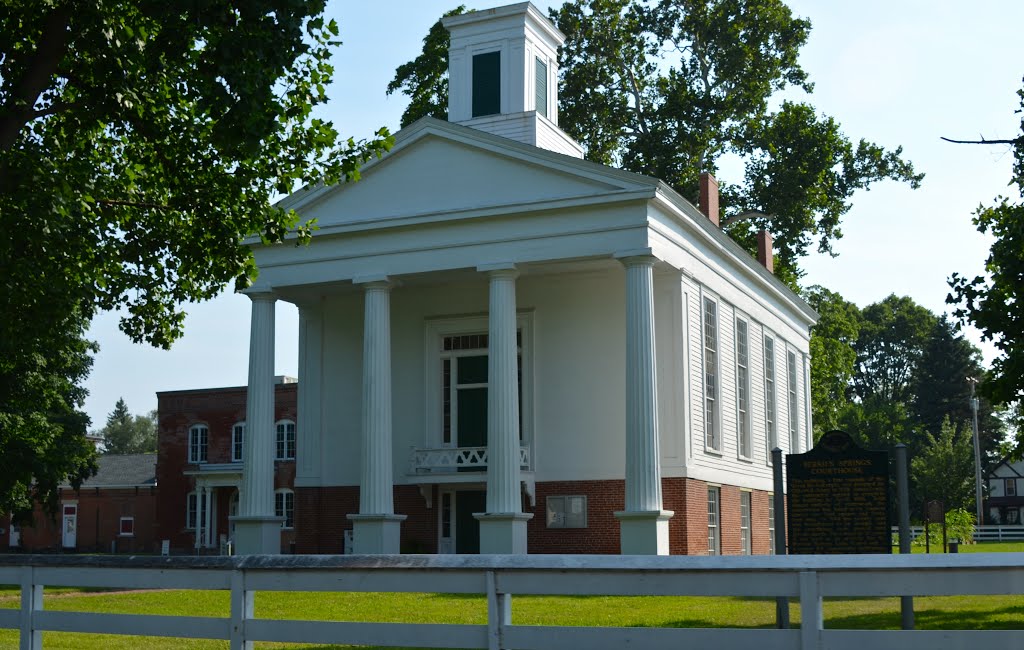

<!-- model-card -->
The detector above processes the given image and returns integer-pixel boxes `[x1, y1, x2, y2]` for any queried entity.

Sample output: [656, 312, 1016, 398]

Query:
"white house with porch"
[229, 2, 816, 557]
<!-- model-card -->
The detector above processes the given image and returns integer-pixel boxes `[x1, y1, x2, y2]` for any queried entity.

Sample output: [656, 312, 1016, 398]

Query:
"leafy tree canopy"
[853, 295, 937, 405]
[948, 79, 1024, 456]
[911, 417, 975, 512]
[803, 285, 861, 438]
[100, 399, 157, 455]
[389, 0, 922, 281]
[1, 1, 390, 520]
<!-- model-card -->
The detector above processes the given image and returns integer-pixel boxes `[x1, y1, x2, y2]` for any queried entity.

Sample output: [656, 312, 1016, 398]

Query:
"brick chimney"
[698, 172, 719, 227]
[757, 229, 774, 274]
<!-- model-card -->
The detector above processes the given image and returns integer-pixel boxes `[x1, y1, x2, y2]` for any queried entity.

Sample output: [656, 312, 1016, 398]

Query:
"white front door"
[9, 524, 19, 548]
[62, 504, 77, 549]
[439, 490, 454, 554]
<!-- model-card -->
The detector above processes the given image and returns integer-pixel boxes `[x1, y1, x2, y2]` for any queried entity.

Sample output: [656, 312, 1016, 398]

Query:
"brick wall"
[156, 383, 297, 554]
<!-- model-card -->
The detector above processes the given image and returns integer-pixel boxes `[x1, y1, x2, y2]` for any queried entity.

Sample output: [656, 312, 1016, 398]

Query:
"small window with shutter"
[472, 51, 501, 117]
[535, 57, 548, 118]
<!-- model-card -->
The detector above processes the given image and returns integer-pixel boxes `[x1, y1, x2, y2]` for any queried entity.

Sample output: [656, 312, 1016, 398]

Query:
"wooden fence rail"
[1, 553, 1023, 650]
[889, 524, 1024, 542]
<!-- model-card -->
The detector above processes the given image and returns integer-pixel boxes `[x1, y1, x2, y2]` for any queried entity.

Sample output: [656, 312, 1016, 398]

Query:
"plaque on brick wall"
[786, 430, 891, 554]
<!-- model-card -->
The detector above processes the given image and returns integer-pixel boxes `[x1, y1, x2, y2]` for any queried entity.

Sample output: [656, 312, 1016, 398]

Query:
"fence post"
[486, 570, 511, 650]
[895, 444, 914, 630]
[230, 567, 254, 650]
[798, 571, 822, 649]
[772, 447, 790, 629]
[19, 565, 42, 650]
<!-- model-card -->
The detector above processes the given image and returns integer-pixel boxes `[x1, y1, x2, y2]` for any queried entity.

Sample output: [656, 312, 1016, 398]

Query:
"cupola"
[442, 3, 584, 158]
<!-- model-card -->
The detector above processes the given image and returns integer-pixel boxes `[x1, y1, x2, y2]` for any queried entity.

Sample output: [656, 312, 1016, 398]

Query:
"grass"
[1, 542, 1021, 649]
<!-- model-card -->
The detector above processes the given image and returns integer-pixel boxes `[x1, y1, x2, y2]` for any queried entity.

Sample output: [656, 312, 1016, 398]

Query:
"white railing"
[409, 445, 530, 473]
[891, 524, 1024, 542]
[1, 553, 1023, 649]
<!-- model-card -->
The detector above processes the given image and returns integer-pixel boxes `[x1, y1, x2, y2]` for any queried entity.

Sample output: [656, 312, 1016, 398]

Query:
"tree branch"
[941, 136, 1024, 146]
[0, 7, 72, 153]
[96, 199, 175, 210]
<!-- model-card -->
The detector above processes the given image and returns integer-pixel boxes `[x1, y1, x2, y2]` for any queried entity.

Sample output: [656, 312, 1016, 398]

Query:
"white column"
[614, 254, 673, 555]
[348, 279, 405, 553]
[232, 291, 284, 554]
[476, 265, 532, 554]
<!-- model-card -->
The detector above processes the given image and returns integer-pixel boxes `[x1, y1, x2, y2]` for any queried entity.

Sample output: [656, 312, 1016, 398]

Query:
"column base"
[348, 514, 407, 554]
[474, 512, 534, 554]
[615, 510, 674, 555]
[231, 515, 285, 555]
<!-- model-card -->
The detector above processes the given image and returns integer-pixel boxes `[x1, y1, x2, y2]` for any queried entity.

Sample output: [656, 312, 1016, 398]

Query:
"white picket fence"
[1, 552, 1023, 650]
[891, 524, 1024, 542]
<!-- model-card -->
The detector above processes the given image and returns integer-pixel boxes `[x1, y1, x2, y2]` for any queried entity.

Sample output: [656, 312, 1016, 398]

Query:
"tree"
[390, 0, 922, 281]
[948, 79, 1024, 456]
[1, 2, 390, 520]
[852, 295, 937, 406]
[100, 399, 157, 455]
[803, 285, 861, 439]
[911, 417, 975, 512]
[912, 316, 1004, 468]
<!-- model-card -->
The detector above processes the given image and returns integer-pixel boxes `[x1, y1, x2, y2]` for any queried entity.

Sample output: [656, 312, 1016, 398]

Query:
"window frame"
[1007, 478, 1017, 497]
[768, 493, 776, 555]
[534, 56, 548, 118]
[232, 422, 246, 463]
[275, 420, 296, 461]
[707, 486, 721, 555]
[740, 491, 752, 555]
[188, 424, 208, 464]
[425, 313, 534, 452]
[118, 516, 135, 537]
[702, 296, 722, 453]
[275, 488, 295, 529]
[735, 317, 752, 460]
[185, 491, 204, 531]
[546, 495, 588, 529]
[471, 50, 502, 118]
[787, 349, 799, 453]
[763, 335, 777, 463]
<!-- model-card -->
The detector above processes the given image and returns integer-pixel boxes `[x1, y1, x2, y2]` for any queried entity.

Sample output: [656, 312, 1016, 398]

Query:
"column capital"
[353, 274, 391, 289]
[245, 290, 277, 303]
[615, 248, 657, 267]
[477, 262, 519, 279]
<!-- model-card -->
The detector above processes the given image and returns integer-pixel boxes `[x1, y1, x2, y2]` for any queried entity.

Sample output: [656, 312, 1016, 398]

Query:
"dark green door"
[455, 490, 486, 554]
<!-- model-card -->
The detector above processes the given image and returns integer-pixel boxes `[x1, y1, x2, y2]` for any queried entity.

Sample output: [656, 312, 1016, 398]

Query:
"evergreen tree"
[101, 398, 156, 455]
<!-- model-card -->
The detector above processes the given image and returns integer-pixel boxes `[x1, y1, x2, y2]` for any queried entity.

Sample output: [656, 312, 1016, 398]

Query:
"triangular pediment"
[283, 119, 656, 231]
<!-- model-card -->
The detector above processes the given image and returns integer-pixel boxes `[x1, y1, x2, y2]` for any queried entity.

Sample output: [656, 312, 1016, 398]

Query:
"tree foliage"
[390, 0, 922, 280]
[803, 285, 861, 438]
[948, 79, 1024, 456]
[1, 2, 390, 519]
[100, 399, 157, 455]
[853, 295, 937, 405]
[911, 417, 975, 512]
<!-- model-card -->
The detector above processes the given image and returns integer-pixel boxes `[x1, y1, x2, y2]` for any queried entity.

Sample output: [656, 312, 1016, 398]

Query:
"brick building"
[155, 378, 297, 554]
[3, 454, 158, 553]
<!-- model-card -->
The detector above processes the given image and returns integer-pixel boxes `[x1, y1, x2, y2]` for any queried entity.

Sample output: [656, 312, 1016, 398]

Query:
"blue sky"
[82, 0, 1024, 426]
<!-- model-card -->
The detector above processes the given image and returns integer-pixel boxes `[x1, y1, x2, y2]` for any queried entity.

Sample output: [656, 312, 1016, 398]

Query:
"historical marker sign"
[786, 430, 891, 554]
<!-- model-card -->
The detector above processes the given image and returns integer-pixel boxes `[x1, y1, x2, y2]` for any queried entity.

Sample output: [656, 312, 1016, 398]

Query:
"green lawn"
[1, 543, 1021, 649]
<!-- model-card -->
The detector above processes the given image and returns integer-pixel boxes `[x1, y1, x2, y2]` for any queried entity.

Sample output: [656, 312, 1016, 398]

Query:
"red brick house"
[156, 378, 297, 554]
[3, 454, 158, 553]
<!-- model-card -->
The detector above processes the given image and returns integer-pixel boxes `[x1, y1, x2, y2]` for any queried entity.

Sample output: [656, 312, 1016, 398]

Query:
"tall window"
[1007, 479, 1017, 497]
[740, 492, 752, 555]
[768, 494, 776, 555]
[703, 297, 720, 451]
[188, 425, 208, 464]
[707, 487, 721, 555]
[787, 350, 799, 452]
[735, 318, 751, 459]
[441, 332, 523, 448]
[276, 420, 296, 460]
[232, 422, 245, 463]
[275, 489, 295, 529]
[535, 57, 548, 118]
[186, 491, 205, 530]
[763, 336, 777, 461]
[472, 51, 501, 117]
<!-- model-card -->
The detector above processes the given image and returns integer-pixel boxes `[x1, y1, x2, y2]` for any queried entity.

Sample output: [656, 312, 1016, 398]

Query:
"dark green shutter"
[535, 58, 548, 118]
[472, 51, 501, 117]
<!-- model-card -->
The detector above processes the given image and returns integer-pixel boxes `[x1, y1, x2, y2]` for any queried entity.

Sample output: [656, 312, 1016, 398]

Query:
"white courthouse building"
[230, 2, 817, 556]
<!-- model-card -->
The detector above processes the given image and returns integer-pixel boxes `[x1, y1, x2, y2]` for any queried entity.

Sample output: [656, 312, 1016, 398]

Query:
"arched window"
[188, 425, 208, 463]
[231, 422, 246, 463]
[275, 420, 296, 460]
[275, 488, 295, 529]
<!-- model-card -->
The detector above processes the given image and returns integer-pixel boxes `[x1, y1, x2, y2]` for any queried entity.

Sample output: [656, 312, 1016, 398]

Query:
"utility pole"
[968, 377, 984, 528]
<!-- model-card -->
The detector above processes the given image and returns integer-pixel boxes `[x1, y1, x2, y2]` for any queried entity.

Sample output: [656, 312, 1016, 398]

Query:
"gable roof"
[62, 454, 157, 489]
